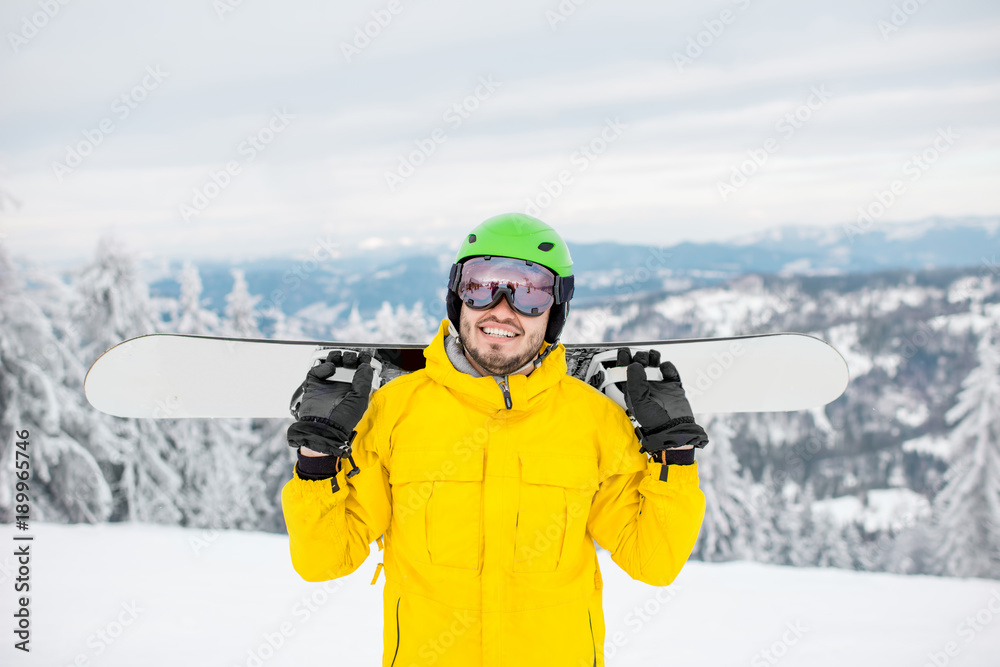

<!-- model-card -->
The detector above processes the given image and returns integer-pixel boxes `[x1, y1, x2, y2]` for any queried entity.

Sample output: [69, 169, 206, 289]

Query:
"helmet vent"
[537, 242, 554, 251]
[468, 234, 477, 243]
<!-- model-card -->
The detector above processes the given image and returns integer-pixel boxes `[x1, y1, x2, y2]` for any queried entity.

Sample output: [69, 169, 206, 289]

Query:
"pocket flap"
[518, 452, 598, 491]
[390, 449, 484, 484]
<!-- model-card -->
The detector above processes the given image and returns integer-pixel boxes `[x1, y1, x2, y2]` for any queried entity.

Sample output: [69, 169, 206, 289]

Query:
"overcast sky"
[1, 0, 998, 265]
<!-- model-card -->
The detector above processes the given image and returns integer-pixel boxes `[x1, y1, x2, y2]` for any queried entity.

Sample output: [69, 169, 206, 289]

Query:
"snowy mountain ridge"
[116, 214, 1000, 325]
[1, 235, 999, 579]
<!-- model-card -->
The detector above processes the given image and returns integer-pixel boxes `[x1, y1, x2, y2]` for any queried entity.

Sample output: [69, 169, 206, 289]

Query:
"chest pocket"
[514, 452, 599, 573]
[390, 449, 485, 571]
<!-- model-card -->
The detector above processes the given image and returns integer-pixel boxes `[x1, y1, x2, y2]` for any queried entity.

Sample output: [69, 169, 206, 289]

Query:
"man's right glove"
[287, 350, 374, 478]
[617, 348, 709, 465]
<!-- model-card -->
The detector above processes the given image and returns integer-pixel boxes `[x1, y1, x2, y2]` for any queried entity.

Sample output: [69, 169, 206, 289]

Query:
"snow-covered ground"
[2, 523, 999, 667]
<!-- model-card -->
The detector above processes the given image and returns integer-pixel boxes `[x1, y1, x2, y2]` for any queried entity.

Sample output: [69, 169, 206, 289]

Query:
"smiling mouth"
[479, 324, 519, 339]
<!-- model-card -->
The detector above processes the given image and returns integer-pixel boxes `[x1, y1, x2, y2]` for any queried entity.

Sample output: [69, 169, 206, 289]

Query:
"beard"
[459, 311, 547, 376]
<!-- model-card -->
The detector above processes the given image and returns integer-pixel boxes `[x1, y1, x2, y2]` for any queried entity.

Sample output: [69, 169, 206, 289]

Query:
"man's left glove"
[287, 350, 374, 478]
[617, 348, 709, 465]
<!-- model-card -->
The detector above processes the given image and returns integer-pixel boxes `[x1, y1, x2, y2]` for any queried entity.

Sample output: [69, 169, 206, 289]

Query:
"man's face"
[459, 296, 550, 376]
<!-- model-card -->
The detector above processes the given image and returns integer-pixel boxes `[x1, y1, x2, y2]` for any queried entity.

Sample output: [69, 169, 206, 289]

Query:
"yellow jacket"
[281, 318, 706, 666]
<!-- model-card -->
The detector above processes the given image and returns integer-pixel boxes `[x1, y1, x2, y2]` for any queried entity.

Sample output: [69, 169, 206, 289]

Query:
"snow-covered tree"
[0, 243, 114, 523]
[71, 237, 186, 523]
[224, 268, 261, 337]
[930, 316, 1000, 578]
[746, 470, 787, 564]
[163, 417, 268, 530]
[691, 414, 754, 561]
[74, 235, 159, 364]
[373, 301, 399, 341]
[166, 268, 270, 527]
[813, 513, 854, 569]
[174, 262, 219, 335]
[335, 303, 371, 341]
[368, 301, 434, 343]
[394, 301, 434, 343]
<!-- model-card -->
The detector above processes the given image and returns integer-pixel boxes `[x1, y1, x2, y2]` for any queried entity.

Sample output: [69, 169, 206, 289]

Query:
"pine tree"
[174, 262, 220, 335]
[393, 301, 433, 343]
[746, 467, 787, 564]
[373, 301, 399, 341]
[692, 414, 753, 561]
[72, 236, 185, 523]
[262, 305, 306, 340]
[814, 513, 854, 569]
[930, 314, 1000, 578]
[167, 268, 269, 528]
[74, 235, 160, 363]
[336, 303, 370, 341]
[0, 243, 114, 523]
[224, 268, 261, 337]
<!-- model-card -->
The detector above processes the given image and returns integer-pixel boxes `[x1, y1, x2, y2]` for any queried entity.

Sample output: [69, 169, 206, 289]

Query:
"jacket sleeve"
[586, 408, 706, 587]
[280, 391, 391, 582]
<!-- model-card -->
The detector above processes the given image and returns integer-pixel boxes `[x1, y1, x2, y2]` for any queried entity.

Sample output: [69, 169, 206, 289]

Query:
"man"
[281, 213, 708, 667]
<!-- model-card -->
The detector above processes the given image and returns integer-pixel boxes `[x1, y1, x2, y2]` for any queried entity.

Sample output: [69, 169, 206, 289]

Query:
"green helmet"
[447, 213, 575, 345]
[455, 213, 574, 277]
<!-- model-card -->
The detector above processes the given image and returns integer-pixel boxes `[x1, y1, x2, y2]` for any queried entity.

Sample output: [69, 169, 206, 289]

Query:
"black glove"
[617, 348, 709, 465]
[287, 350, 374, 478]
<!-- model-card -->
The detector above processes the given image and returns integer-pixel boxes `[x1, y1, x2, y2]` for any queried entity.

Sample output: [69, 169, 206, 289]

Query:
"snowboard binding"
[287, 347, 384, 417]
[584, 348, 664, 411]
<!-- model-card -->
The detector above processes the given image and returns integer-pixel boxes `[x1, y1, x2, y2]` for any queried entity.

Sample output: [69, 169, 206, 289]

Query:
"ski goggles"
[449, 256, 572, 317]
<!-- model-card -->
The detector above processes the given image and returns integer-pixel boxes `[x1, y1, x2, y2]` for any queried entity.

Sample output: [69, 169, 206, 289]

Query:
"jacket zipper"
[494, 375, 512, 409]
[588, 610, 596, 667]
[390, 596, 401, 666]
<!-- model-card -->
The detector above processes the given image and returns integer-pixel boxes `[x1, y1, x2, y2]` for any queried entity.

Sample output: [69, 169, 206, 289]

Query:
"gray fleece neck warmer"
[444, 334, 483, 378]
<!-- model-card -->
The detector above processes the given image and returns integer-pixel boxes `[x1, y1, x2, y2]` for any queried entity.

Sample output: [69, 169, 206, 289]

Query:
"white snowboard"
[84, 333, 849, 419]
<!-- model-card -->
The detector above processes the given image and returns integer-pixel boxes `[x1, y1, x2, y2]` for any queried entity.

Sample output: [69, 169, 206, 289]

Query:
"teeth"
[482, 327, 516, 338]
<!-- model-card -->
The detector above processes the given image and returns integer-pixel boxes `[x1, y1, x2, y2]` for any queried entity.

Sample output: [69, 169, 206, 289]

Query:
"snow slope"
[2, 524, 999, 667]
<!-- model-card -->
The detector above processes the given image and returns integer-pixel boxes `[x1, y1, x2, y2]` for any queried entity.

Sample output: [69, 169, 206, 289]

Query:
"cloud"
[1, 0, 998, 263]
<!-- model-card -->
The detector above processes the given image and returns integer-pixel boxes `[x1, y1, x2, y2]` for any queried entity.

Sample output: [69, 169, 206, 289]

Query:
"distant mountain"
[7, 234, 1000, 578]
[146, 216, 999, 327]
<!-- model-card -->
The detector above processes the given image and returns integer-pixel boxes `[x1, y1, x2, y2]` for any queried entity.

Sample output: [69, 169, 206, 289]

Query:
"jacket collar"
[423, 318, 567, 412]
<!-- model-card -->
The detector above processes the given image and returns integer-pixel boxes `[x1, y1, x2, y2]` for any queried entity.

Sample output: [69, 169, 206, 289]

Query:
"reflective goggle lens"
[457, 256, 556, 316]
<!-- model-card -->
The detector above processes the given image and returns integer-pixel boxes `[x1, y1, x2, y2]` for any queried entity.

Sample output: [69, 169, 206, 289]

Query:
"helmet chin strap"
[492, 342, 554, 377]
[530, 340, 558, 370]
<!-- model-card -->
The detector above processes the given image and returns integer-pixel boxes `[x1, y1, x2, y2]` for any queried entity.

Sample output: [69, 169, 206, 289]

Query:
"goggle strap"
[448, 263, 462, 292]
[554, 275, 574, 304]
